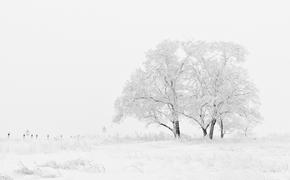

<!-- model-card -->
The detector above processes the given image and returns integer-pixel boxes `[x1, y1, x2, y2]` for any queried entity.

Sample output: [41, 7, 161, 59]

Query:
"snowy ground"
[1, 137, 290, 180]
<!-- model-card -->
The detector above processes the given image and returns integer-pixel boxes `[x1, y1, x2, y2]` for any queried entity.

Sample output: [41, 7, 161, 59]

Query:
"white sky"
[0, 0, 289, 137]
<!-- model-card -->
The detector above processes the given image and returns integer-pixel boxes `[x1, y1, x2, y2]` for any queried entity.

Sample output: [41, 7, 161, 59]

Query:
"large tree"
[175, 41, 261, 139]
[114, 40, 189, 138]
[194, 41, 259, 139]
[114, 40, 261, 139]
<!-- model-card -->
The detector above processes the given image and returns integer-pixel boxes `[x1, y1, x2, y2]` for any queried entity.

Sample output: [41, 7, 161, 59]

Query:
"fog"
[0, 0, 289, 136]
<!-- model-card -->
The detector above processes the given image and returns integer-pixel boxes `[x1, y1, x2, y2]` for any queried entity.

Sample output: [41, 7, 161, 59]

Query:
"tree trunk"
[209, 119, 216, 140]
[220, 119, 224, 138]
[173, 121, 180, 138]
[244, 127, 248, 137]
[202, 127, 207, 137]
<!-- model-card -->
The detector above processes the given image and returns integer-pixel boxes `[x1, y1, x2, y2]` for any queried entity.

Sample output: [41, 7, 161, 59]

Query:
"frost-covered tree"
[179, 41, 261, 139]
[114, 40, 189, 138]
[114, 40, 261, 140]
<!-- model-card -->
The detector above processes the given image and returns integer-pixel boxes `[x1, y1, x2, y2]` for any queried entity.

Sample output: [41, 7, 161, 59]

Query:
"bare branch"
[177, 111, 203, 127]
[159, 123, 173, 132]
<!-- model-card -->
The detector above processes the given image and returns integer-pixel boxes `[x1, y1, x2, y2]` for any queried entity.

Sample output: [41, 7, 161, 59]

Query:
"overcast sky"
[0, 0, 289, 137]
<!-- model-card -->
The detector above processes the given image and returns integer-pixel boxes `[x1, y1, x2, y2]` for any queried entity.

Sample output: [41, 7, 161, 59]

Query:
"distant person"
[23, 134, 26, 139]
[31, 134, 33, 138]
[36, 134, 38, 139]
[8, 132, 10, 139]
[47, 134, 50, 140]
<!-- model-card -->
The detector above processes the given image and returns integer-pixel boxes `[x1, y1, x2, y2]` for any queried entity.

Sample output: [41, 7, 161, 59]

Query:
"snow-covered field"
[1, 137, 290, 180]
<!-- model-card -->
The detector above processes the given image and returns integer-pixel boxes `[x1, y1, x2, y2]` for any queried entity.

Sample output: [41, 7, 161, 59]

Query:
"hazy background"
[0, 0, 289, 137]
